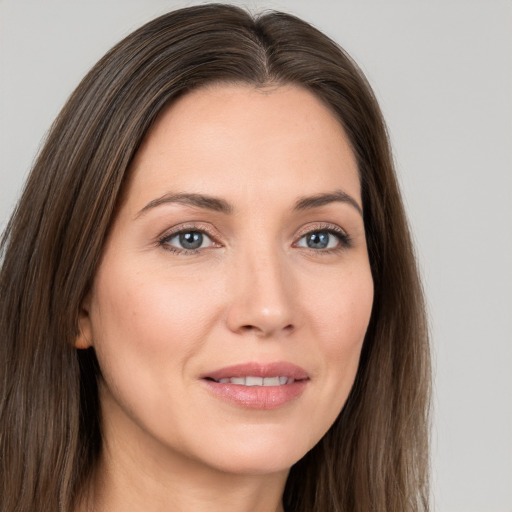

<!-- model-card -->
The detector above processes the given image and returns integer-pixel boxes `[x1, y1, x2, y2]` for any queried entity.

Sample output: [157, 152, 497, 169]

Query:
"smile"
[201, 362, 309, 409]
[214, 376, 294, 386]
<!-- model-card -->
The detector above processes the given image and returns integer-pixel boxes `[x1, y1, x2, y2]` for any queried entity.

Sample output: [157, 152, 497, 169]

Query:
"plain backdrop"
[1, 1, 511, 511]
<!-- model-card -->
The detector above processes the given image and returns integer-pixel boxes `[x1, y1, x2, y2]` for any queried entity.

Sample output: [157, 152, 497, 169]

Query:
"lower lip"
[202, 380, 308, 410]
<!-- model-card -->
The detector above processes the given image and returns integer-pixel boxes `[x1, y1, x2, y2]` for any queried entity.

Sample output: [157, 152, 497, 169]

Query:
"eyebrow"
[136, 189, 362, 218]
[293, 190, 363, 216]
[136, 192, 233, 218]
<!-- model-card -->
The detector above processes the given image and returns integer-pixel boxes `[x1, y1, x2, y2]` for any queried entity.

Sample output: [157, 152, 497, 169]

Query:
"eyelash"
[157, 223, 352, 255]
[158, 224, 219, 255]
[295, 223, 352, 253]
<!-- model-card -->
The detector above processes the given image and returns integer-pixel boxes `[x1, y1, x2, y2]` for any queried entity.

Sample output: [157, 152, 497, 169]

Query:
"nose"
[225, 248, 297, 338]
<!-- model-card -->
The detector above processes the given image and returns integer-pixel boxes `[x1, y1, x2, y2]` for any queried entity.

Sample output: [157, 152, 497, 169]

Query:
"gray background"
[1, 1, 511, 510]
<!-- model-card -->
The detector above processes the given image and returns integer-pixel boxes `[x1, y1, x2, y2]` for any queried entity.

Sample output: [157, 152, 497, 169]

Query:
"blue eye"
[296, 230, 346, 250]
[161, 230, 214, 251]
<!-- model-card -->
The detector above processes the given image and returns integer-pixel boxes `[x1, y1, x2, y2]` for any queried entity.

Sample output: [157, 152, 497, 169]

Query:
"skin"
[76, 83, 374, 512]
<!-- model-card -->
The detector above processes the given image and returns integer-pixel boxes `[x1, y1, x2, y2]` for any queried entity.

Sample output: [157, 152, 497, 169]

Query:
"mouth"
[201, 362, 309, 409]
[207, 376, 296, 386]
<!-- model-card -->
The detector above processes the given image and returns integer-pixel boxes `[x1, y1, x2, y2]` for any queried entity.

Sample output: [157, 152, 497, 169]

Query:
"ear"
[75, 294, 93, 349]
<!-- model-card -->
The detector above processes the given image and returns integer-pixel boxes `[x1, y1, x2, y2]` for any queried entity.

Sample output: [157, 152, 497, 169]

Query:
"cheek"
[311, 267, 373, 348]
[89, 259, 222, 376]
[306, 266, 373, 395]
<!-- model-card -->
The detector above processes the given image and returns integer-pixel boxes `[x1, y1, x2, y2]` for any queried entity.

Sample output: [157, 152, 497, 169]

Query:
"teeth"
[215, 376, 293, 386]
[246, 376, 263, 386]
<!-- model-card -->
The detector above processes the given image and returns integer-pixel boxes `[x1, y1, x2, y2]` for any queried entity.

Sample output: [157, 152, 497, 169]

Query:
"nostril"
[239, 323, 294, 336]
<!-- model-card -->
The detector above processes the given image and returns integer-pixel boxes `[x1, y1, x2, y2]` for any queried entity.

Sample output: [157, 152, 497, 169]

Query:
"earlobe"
[75, 296, 93, 349]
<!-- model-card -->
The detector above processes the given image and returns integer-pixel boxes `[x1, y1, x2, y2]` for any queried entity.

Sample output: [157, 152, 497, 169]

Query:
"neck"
[78, 436, 288, 512]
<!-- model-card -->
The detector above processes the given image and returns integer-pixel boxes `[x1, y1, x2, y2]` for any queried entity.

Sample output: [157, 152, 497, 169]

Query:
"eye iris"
[179, 232, 203, 249]
[307, 231, 330, 249]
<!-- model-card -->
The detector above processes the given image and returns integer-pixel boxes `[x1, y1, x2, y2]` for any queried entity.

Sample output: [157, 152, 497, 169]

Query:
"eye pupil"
[179, 231, 203, 249]
[307, 232, 329, 249]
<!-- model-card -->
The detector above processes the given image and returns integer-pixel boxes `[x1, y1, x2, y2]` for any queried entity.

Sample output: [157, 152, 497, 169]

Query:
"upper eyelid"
[157, 221, 350, 248]
[159, 221, 346, 236]
[294, 222, 348, 238]
[158, 222, 219, 241]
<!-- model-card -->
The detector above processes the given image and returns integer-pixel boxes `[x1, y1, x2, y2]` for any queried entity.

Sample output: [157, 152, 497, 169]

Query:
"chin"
[195, 430, 315, 476]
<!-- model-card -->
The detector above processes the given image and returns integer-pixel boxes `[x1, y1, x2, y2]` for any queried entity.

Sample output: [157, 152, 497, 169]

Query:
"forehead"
[126, 83, 360, 209]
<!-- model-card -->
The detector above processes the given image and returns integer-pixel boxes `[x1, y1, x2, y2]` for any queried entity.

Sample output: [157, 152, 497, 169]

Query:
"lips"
[203, 362, 309, 381]
[201, 362, 309, 410]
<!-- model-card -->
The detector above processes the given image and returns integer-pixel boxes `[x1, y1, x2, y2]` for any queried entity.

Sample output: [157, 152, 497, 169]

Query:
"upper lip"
[202, 362, 309, 381]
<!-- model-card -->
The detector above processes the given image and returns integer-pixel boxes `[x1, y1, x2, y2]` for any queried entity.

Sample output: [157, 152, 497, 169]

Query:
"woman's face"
[78, 84, 374, 476]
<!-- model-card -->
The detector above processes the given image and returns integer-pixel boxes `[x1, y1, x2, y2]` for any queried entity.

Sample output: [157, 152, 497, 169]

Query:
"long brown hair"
[0, 4, 430, 511]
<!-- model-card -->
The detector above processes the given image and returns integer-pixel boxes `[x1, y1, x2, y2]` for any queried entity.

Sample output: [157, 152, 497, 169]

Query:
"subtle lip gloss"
[200, 361, 309, 410]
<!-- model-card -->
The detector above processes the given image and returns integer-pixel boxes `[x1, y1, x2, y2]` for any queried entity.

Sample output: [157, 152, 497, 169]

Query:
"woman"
[0, 4, 430, 511]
